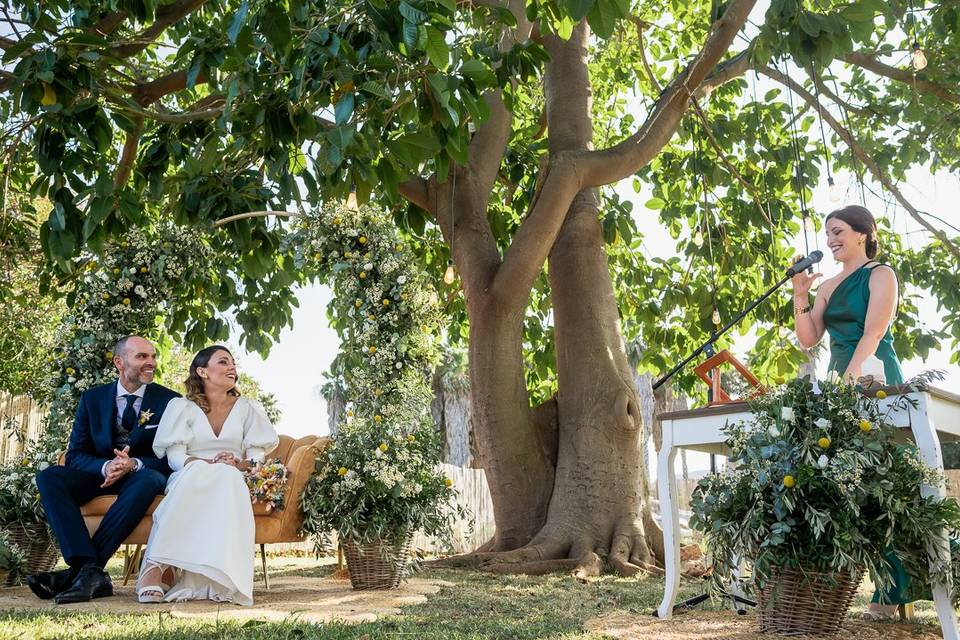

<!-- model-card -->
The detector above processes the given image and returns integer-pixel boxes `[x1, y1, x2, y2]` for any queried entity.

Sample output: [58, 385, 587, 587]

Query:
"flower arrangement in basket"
[0, 438, 61, 583]
[244, 459, 288, 512]
[0, 527, 26, 585]
[301, 421, 464, 589]
[689, 373, 960, 635]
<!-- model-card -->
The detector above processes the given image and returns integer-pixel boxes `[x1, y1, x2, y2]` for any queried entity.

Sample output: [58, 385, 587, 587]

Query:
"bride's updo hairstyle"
[185, 345, 241, 414]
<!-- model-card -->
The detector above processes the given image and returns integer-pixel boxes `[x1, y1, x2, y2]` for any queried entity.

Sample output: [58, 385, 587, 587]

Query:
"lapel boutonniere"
[139, 409, 154, 425]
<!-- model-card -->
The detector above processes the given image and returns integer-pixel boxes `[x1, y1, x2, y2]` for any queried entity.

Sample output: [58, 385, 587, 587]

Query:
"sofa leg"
[122, 544, 143, 586]
[260, 544, 269, 590]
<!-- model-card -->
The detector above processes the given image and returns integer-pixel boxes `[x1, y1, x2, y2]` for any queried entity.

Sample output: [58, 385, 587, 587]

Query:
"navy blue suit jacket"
[64, 381, 180, 478]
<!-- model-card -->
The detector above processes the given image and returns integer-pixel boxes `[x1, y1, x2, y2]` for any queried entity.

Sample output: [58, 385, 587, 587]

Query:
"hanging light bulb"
[803, 214, 815, 233]
[827, 176, 842, 203]
[693, 230, 704, 248]
[911, 41, 928, 71]
[712, 309, 722, 326]
[346, 187, 359, 211]
[443, 260, 456, 285]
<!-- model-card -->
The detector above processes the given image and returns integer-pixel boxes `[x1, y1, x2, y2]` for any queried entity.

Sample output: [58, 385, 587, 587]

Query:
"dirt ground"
[586, 609, 945, 639]
[0, 575, 448, 624]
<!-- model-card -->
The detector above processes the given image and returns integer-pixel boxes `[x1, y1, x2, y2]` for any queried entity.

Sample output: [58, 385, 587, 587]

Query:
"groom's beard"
[122, 365, 155, 387]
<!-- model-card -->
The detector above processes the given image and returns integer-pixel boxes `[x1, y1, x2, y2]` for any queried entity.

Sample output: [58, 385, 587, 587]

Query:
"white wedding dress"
[140, 396, 279, 605]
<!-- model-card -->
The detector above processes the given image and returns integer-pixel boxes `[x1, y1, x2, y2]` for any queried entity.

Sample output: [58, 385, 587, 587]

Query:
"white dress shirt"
[101, 381, 147, 477]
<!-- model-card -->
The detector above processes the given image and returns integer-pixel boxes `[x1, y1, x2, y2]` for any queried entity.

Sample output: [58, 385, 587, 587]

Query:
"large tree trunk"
[426, 3, 757, 573]
[465, 24, 658, 576]
[468, 311, 556, 550]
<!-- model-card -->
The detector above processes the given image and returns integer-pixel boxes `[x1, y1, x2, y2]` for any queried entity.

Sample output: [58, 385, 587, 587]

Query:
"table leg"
[656, 430, 681, 619]
[910, 401, 959, 640]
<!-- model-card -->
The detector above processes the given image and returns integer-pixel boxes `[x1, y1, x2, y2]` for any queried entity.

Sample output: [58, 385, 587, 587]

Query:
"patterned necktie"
[121, 394, 138, 435]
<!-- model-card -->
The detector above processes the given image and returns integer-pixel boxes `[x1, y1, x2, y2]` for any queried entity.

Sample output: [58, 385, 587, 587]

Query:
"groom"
[30, 335, 179, 604]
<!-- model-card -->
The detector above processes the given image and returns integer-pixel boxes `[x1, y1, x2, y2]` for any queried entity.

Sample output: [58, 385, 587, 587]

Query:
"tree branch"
[129, 69, 207, 105]
[212, 211, 299, 227]
[112, 0, 210, 58]
[113, 117, 144, 189]
[844, 51, 960, 106]
[398, 177, 431, 213]
[91, 11, 128, 35]
[807, 72, 871, 117]
[696, 48, 752, 98]
[761, 65, 960, 264]
[579, 0, 758, 187]
[466, 0, 533, 198]
[490, 151, 584, 306]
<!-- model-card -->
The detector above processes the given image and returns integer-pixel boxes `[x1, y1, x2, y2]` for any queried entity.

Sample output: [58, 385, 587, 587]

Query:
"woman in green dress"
[790, 205, 908, 619]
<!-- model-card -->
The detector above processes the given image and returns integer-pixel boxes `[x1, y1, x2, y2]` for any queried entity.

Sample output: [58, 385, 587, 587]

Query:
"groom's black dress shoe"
[27, 567, 79, 600]
[54, 564, 113, 604]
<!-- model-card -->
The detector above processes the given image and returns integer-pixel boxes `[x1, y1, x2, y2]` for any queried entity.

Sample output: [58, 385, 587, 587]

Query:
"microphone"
[786, 250, 824, 277]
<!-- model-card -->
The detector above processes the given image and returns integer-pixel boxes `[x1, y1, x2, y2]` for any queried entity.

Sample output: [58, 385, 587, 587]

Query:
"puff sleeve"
[152, 397, 196, 471]
[241, 399, 279, 463]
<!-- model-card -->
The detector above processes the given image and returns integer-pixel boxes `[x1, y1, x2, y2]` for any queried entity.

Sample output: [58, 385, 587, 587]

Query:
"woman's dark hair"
[825, 205, 879, 259]
[185, 346, 240, 413]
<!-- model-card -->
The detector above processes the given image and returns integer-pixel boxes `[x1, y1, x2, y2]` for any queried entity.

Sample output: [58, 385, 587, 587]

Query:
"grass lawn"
[0, 556, 949, 639]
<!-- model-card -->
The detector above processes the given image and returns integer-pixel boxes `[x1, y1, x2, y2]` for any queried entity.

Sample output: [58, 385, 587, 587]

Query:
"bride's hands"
[213, 452, 251, 471]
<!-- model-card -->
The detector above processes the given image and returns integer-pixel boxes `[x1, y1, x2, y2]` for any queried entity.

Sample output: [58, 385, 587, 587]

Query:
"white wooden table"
[656, 385, 960, 639]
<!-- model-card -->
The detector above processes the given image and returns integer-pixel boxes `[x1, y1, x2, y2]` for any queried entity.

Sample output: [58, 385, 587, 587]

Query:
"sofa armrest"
[274, 436, 330, 539]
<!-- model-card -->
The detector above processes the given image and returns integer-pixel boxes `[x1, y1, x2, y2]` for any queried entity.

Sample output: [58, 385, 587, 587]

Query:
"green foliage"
[690, 374, 960, 604]
[291, 202, 451, 546]
[40, 225, 211, 441]
[2, 0, 959, 409]
[0, 196, 64, 397]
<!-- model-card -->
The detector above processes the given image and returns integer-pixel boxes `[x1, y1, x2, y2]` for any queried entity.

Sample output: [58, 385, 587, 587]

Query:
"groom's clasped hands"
[101, 446, 136, 488]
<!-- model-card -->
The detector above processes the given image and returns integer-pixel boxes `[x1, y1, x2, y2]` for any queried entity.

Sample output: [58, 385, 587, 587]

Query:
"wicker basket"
[2, 522, 60, 587]
[758, 567, 863, 637]
[342, 532, 414, 590]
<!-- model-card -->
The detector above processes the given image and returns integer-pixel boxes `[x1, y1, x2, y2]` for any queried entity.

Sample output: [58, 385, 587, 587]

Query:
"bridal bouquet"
[689, 373, 960, 603]
[244, 459, 288, 512]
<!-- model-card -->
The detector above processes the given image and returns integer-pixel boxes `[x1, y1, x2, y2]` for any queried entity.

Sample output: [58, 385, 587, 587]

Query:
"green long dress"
[822, 262, 912, 605]
[823, 263, 904, 387]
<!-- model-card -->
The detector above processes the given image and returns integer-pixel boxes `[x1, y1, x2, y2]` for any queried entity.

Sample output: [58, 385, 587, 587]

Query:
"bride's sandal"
[137, 562, 173, 604]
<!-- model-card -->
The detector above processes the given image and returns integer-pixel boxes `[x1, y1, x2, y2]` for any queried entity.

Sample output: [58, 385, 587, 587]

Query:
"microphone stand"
[649, 272, 797, 618]
[653, 272, 791, 391]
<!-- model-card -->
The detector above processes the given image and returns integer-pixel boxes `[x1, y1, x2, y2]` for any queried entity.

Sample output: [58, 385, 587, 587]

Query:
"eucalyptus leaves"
[690, 375, 960, 603]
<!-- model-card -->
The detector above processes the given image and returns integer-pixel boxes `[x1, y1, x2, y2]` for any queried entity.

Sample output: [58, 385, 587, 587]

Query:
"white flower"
[768, 425, 779, 438]
[397, 275, 407, 284]
[814, 418, 831, 430]
[364, 262, 373, 271]
[781, 407, 795, 422]
[38, 461, 49, 471]
[817, 454, 829, 469]
[134, 285, 146, 297]
[395, 362, 402, 370]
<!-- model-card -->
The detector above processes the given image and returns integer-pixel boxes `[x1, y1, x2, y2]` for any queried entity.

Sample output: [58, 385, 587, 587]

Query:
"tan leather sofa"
[74, 434, 328, 587]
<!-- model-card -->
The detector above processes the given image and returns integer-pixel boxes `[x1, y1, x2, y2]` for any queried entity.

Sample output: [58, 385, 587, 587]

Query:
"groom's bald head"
[113, 336, 157, 387]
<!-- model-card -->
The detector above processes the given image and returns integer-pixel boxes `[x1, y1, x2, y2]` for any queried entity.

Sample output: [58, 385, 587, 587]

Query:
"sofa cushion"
[80, 494, 277, 517]
[80, 495, 163, 517]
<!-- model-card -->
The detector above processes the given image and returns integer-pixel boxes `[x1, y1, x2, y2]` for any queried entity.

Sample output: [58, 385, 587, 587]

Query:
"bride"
[136, 346, 278, 605]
